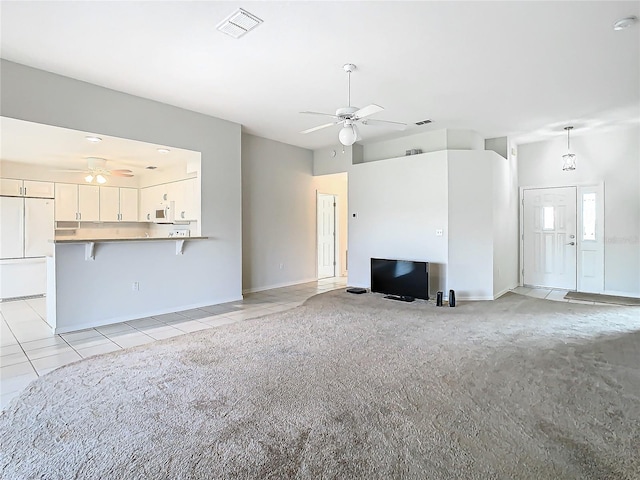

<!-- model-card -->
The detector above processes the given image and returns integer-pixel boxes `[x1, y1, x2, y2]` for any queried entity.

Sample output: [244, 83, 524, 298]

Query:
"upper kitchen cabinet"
[55, 183, 100, 222]
[0, 178, 54, 198]
[100, 186, 138, 222]
[172, 178, 199, 221]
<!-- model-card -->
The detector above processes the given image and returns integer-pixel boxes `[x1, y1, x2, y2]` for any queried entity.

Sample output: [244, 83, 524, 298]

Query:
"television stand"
[384, 295, 415, 302]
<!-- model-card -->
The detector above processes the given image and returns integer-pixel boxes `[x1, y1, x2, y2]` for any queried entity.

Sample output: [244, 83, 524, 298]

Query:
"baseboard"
[493, 287, 512, 300]
[53, 295, 243, 334]
[243, 277, 319, 295]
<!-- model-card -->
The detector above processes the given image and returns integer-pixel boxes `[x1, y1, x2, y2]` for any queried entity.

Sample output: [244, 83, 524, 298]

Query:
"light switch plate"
[436, 229, 443, 236]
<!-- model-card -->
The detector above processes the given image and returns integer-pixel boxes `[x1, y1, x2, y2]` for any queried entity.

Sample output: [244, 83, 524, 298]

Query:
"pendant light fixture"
[562, 126, 576, 171]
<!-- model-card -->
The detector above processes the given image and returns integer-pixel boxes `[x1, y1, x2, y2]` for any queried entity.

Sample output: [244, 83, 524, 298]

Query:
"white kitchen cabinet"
[99, 186, 120, 222]
[0, 179, 22, 196]
[0, 179, 54, 198]
[55, 183, 100, 221]
[24, 181, 55, 198]
[174, 178, 199, 221]
[55, 183, 79, 221]
[119, 188, 138, 222]
[78, 185, 100, 221]
[139, 185, 159, 222]
[101, 186, 138, 222]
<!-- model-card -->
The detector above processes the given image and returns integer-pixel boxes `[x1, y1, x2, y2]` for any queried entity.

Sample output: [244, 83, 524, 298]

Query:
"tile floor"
[1, 280, 619, 410]
[0, 277, 347, 410]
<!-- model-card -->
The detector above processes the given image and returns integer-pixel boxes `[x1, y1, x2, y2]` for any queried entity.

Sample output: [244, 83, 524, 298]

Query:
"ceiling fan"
[300, 63, 407, 146]
[59, 157, 134, 184]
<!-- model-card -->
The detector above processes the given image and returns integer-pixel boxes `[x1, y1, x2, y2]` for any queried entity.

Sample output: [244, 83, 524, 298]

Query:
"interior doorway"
[317, 193, 337, 279]
[521, 184, 604, 292]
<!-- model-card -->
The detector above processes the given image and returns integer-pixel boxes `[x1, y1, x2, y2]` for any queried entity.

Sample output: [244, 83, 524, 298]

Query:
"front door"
[523, 187, 577, 290]
[317, 193, 336, 279]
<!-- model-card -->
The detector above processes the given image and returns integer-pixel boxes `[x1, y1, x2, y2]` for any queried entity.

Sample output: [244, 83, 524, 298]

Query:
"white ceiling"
[0, 117, 199, 173]
[1, 1, 639, 150]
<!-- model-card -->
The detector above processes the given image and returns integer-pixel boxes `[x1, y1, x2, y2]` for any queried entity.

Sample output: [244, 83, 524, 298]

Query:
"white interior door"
[317, 193, 336, 279]
[523, 187, 577, 290]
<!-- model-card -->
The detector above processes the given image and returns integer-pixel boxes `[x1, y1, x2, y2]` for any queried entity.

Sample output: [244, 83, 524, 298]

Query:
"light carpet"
[1, 291, 639, 479]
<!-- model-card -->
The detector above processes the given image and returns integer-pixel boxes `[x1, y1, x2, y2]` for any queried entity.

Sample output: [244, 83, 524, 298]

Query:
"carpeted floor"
[1, 291, 639, 479]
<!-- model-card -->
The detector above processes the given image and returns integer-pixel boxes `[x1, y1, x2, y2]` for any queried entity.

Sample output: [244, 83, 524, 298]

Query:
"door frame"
[316, 192, 339, 279]
[519, 182, 604, 292]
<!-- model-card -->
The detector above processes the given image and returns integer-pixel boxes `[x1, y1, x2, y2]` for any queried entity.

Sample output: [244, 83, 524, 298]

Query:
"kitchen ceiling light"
[84, 174, 94, 183]
[85, 135, 102, 143]
[157, 148, 170, 154]
[562, 126, 576, 171]
[96, 174, 107, 184]
[613, 16, 638, 30]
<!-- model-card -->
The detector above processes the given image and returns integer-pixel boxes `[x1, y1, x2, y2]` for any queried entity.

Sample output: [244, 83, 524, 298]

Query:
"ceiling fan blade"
[300, 122, 340, 134]
[110, 169, 133, 174]
[56, 169, 87, 173]
[353, 104, 384, 119]
[110, 171, 135, 177]
[300, 111, 340, 119]
[361, 118, 407, 131]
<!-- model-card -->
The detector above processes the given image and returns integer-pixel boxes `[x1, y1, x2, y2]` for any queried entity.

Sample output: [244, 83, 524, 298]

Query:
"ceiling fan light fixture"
[85, 174, 94, 183]
[96, 174, 107, 184]
[339, 124, 357, 146]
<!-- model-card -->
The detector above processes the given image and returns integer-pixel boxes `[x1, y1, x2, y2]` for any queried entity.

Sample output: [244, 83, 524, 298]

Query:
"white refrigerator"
[0, 196, 54, 299]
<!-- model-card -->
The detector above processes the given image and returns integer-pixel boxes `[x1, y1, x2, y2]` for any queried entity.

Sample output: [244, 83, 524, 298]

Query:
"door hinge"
[333, 203, 336, 207]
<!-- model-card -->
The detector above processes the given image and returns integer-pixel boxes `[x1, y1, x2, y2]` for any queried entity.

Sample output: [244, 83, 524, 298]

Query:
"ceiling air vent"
[217, 8, 263, 39]
[415, 119, 432, 126]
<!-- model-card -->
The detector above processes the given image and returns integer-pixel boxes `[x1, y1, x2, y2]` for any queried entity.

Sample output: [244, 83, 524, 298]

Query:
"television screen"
[371, 258, 429, 300]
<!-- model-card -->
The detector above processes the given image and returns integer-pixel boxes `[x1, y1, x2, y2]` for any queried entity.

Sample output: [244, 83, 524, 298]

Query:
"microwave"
[153, 202, 175, 223]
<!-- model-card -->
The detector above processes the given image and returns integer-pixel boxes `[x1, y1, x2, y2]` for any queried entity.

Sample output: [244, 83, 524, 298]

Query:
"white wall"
[242, 134, 316, 291]
[347, 151, 449, 295]
[313, 145, 353, 176]
[243, 135, 348, 292]
[493, 149, 519, 297]
[1, 60, 243, 325]
[447, 151, 494, 300]
[362, 130, 448, 163]
[518, 125, 640, 297]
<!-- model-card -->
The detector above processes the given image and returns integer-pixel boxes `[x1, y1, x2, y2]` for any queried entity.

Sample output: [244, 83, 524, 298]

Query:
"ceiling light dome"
[339, 123, 358, 146]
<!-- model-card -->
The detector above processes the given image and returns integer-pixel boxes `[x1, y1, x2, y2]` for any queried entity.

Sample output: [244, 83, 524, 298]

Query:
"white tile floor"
[1, 280, 619, 410]
[0, 277, 347, 410]
[510, 286, 623, 306]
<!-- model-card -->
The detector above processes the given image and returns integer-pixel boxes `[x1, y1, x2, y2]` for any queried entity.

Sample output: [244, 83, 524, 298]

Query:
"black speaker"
[449, 290, 456, 307]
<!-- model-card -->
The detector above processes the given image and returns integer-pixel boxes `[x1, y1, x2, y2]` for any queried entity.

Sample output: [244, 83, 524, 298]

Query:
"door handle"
[566, 242, 575, 246]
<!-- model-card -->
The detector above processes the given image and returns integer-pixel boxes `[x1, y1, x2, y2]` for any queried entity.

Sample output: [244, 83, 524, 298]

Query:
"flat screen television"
[371, 258, 429, 300]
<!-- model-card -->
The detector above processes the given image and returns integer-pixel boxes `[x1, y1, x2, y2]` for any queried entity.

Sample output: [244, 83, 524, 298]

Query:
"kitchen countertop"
[53, 236, 208, 243]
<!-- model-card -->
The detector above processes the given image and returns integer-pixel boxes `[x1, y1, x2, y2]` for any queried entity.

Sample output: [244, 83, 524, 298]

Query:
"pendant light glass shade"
[84, 174, 94, 183]
[562, 126, 576, 171]
[96, 174, 107, 184]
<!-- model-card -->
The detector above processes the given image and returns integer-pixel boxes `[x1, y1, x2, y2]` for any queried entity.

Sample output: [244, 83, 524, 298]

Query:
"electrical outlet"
[436, 229, 443, 237]
[132, 282, 140, 291]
